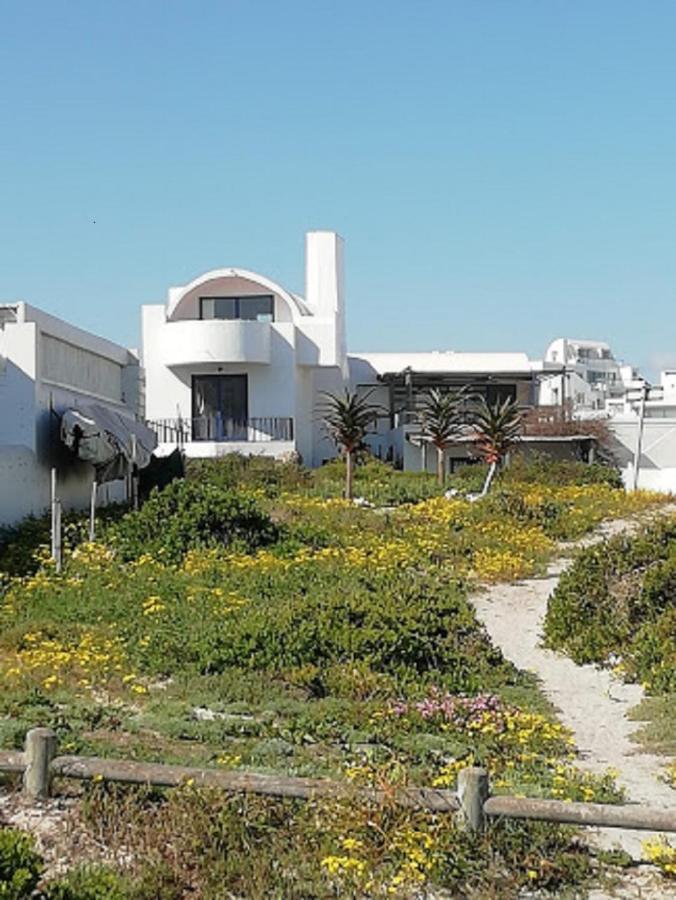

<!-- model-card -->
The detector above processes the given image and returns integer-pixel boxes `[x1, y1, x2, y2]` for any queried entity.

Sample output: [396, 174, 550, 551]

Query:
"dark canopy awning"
[60, 403, 157, 482]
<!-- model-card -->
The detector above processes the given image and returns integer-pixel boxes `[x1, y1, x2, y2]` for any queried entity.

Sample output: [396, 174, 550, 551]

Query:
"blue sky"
[1, 1, 675, 377]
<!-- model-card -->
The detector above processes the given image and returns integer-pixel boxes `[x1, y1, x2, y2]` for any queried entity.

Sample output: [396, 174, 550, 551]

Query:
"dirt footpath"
[470, 512, 676, 866]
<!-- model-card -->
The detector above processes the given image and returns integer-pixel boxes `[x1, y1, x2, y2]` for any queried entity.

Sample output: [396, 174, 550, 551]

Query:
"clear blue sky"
[1, 1, 675, 377]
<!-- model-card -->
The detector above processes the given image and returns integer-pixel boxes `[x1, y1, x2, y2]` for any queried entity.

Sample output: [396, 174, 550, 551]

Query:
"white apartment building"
[539, 338, 634, 413]
[0, 302, 145, 526]
[143, 231, 559, 473]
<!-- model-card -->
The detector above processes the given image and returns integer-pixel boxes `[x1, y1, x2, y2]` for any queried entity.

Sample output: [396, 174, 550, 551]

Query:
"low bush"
[105, 480, 279, 563]
[69, 783, 595, 898]
[544, 516, 676, 692]
[499, 454, 623, 489]
[44, 865, 129, 900]
[186, 453, 311, 496]
[311, 457, 445, 505]
[0, 505, 126, 579]
[0, 828, 42, 899]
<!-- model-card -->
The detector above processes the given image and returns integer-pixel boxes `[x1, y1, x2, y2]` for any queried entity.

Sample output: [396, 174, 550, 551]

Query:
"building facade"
[142, 231, 347, 468]
[0, 302, 141, 526]
[143, 232, 558, 474]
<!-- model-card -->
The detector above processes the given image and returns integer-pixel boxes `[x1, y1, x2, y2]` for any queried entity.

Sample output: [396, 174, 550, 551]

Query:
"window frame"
[199, 295, 275, 322]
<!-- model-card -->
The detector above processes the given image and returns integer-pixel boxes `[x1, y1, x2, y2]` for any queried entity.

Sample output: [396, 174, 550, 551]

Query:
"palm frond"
[471, 396, 522, 464]
[417, 386, 471, 450]
[316, 389, 383, 453]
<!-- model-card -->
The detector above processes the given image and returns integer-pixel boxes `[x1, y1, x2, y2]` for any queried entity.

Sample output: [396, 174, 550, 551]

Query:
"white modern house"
[349, 351, 561, 473]
[143, 231, 561, 473]
[143, 231, 347, 468]
[539, 338, 634, 413]
[536, 338, 676, 493]
[0, 303, 145, 526]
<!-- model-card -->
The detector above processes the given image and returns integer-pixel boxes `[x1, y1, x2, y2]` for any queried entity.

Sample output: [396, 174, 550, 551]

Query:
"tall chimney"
[305, 231, 345, 318]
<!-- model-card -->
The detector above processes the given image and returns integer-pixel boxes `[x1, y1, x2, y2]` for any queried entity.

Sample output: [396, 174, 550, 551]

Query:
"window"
[485, 384, 517, 406]
[200, 295, 274, 322]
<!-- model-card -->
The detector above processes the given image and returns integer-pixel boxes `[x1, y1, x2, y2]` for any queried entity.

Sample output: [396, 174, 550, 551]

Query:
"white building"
[0, 302, 143, 526]
[143, 231, 347, 468]
[539, 338, 634, 413]
[143, 231, 558, 473]
[349, 351, 558, 473]
[606, 370, 676, 493]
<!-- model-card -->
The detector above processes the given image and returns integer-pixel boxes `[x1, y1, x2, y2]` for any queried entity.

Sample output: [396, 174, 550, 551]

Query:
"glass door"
[191, 374, 248, 440]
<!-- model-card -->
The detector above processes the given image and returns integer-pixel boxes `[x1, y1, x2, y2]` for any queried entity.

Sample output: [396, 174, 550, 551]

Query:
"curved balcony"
[161, 320, 271, 366]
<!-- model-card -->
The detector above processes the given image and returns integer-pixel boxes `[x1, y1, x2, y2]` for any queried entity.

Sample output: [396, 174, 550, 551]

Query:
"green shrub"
[44, 865, 129, 900]
[0, 506, 127, 578]
[500, 455, 623, 489]
[44, 866, 128, 900]
[311, 458, 445, 505]
[544, 516, 676, 692]
[186, 453, 310, 496]
[205, 568, 510, 691]
[106, 480, 279, 563]
[0, 829, 42, 899]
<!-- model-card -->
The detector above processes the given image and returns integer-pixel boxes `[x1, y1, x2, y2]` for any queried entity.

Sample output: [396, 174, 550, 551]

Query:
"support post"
[89, 479, 97, 542]
[54, 499, 62, 574]
[631, 383, 649, 492]
[131, 434, 139, 511]
[457, 766, 489, 833]
[23, 728, 57, 799]
[50, 467, 57, 562]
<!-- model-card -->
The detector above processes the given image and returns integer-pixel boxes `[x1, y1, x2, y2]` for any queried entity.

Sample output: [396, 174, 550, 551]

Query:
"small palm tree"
[417, 388, 469, 486]
[318, 389, 381, 499]
[472, 396, 522, 495]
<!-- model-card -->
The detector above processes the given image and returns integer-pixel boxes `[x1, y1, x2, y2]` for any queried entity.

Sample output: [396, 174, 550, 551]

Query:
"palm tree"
[417, 388, 469, 486]
[471, 396, 522, 495]
[318, 389, 381, 499]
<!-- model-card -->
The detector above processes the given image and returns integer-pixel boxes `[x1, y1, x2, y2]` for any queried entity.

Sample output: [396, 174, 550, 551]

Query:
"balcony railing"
[148, 416, 294, 447]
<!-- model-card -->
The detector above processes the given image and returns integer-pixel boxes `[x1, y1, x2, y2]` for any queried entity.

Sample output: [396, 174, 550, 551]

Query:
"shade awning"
[60, 403, 158, 482]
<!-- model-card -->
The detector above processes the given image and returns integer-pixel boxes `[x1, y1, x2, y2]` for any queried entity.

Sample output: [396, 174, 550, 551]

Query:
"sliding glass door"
[191, 374, 248, 441]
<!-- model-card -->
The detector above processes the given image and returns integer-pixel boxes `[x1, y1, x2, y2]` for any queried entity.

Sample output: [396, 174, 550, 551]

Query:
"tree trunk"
[345, 449, 354, 500]
[436, 445, 445, 487]
[481, 461, 497, 497]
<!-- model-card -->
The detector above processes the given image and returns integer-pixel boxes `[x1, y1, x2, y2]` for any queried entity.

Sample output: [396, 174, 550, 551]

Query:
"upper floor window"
[200, 295, 274, 322]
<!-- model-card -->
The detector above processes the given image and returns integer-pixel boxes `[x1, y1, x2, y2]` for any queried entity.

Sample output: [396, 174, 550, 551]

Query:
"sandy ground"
[470, 509, 676, 875]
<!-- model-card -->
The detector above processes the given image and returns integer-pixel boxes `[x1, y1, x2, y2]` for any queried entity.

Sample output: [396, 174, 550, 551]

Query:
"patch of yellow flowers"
[1, 629, 145, 695]
[643, 838, 676, 877]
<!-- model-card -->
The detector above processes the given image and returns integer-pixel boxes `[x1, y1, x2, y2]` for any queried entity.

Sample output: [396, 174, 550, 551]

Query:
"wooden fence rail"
[2, 730, 675, 836]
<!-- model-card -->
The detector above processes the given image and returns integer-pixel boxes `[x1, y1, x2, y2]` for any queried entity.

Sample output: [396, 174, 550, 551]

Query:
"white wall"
[0, 303, 138, 527]
[609, 418, 676, 494]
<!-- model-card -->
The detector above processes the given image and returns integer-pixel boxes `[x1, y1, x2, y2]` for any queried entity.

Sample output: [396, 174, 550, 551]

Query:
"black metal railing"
[147, 416, 294, 446]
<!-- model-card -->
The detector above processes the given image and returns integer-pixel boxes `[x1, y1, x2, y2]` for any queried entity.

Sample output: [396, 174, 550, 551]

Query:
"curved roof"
[167, 267, 310, 318]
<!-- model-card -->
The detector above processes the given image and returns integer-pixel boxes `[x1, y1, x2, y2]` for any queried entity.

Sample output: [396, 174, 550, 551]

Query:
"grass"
[0, 454, 671, 896]
[628, 695, 676, 758]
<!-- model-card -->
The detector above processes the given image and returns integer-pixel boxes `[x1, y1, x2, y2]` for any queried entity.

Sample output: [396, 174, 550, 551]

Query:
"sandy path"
[470, 512, 676, 863]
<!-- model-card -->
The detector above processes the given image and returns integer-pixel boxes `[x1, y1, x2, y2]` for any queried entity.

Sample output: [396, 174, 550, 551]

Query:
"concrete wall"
[609, 417, 676, 494]
[0, 303, 138, 527]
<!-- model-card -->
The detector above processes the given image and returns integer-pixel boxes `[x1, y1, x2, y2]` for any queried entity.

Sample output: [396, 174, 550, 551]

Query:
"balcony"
[160, 320, 271, 367]
[148, 416, 294, 446]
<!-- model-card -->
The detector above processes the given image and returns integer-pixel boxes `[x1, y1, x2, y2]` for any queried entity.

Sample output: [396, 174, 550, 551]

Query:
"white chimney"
[304, 231, 347, 375]
[305, 231, 345, 317]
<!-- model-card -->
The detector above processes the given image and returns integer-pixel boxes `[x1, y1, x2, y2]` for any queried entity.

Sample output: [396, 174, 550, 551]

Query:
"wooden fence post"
[457, 766, 489, 833]
[23, 728, 57, 799]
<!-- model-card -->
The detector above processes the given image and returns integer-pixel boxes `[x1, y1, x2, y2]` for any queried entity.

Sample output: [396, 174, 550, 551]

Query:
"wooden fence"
[2, 729, 675, 835]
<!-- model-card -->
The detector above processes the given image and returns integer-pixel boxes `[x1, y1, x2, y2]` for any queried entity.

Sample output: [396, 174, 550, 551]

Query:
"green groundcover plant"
[544, 516, 676, 693]
[0, 455, 670, 895]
